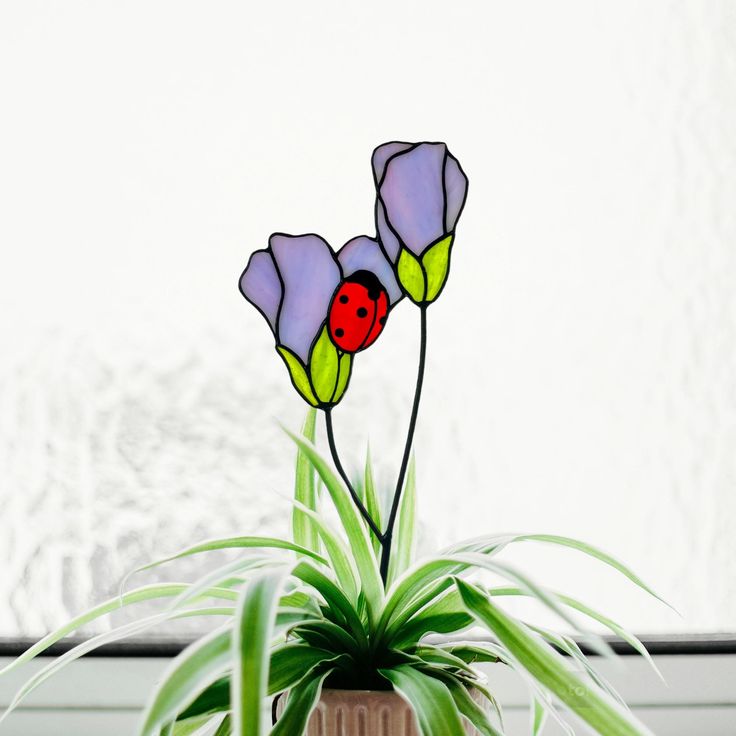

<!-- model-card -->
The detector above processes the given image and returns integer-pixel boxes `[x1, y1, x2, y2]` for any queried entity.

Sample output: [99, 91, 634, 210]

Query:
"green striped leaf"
[140, 627, 233, 736]
[451, 534, 669, 609]
[363, 445, 383, 556]
[387, 453, 417, 586]
[177, 676, 230, 721]
[435, 674, 502, 736]
[456, 579, 654, 736]
[412, 644, 478, 677]
[291, 619, 364, 658]
[379, 553, 610, 657]
[269, 644, 337, 695]
[170, 714, 216, 735]
[232, 568, 289, 736]
[2, 606, 234, 725]
[526, 624, 625, 707]
[284, 429, 383, 625]
[379, 665, 466, 736]
[166, 556, 274, 614]
[0, 583, 199, 677]
[293, 409, 320, 553]
[532, 698, 547, 736]
[291, 560, 367, 649]
[270, 661, 342, 736]
[488, 586, 661, 680]
[291, 498, 359, 604]
[127, 536, 327, 581]
[213, 715, 232, 736]
[177, 644, 337, 723]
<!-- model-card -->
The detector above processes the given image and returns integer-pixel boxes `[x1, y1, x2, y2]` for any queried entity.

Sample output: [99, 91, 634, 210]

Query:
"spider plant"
[0, 408, 662, 735]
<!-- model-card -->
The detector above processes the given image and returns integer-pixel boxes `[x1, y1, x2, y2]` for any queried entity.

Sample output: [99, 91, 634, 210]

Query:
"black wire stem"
[323, 407, 384, 542]
[379, 305, 428, 584]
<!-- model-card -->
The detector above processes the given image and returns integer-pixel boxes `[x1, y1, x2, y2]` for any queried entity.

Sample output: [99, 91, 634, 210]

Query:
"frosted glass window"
[1, 1, 734, 638]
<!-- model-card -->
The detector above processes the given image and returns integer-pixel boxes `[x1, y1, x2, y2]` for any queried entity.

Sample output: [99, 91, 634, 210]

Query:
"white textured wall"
[0, 0, 734, 636]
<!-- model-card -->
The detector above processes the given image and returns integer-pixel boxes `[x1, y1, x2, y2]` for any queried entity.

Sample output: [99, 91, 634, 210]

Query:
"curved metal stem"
[324, 407, 384, 542]
[380, 305, 428, 583]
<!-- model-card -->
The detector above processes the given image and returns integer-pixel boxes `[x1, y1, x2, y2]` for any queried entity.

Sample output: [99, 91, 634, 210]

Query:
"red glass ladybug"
[328, 270, 389, 353]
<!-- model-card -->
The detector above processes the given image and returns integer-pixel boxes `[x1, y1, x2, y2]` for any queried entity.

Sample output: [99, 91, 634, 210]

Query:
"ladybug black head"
[344, 269, 385, 301]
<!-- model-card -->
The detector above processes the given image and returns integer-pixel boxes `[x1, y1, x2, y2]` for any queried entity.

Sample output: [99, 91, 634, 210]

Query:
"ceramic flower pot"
[275, 687, 488, 735]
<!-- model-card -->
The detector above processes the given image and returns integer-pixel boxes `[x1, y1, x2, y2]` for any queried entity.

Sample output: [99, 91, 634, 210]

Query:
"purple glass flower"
[372, 142, 468, 305]
[239, 233, 399, 407]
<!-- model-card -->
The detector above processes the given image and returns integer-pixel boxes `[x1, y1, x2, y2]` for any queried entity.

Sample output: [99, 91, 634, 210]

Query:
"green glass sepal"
[423, 234, 453, 301]
[277, 346, 319, 407]
[396, 234, 454, 305]
[277, 332, 352, 408]
[397, 248, 425, 304]
[309, 326, 352, 405]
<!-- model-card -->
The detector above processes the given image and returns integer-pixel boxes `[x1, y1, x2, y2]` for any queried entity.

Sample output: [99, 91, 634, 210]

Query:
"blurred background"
[0, 0, 734, 640]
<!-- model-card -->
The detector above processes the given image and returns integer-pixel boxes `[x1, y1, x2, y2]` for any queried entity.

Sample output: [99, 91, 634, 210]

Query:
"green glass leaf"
[397, 247, 427, 303]
[309, 326, 340, 404]
[304, 326, 352, 406]
[422, 234, 453, 302]
[276, 346, 319, 406]
[331, 350, 352, 404]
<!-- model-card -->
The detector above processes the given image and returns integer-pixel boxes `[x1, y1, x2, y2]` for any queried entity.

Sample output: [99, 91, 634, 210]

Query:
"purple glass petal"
[379, 142, 447, 256]
[270, 233, 341, 362]
[375, 198, 401, 263]
[239, 249, 282, 332]
[371, 141, 414, 185]
[338, 236, 402, 305]
[443, 151, 469, 232]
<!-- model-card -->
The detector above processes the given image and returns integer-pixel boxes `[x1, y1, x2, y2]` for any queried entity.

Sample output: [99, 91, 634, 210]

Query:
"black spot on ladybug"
[334, 328, 344, 337]
[379, 316, 387, 325]
[356, 307, 368, 318]
[339, 295, 349, 304]
[346, 270, 383, 300]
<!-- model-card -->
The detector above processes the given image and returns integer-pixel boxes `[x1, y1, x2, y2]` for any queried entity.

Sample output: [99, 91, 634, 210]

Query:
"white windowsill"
[1, 654, 734, 735]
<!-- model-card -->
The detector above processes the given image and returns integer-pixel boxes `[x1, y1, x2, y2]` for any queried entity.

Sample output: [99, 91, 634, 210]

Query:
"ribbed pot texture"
[275, 687, 488, 736]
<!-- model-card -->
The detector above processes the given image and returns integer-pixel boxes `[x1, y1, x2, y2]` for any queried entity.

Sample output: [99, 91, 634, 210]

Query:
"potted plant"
[0, 142, 664, 736]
